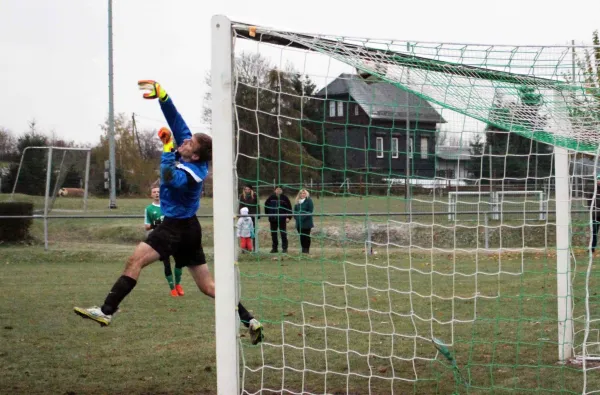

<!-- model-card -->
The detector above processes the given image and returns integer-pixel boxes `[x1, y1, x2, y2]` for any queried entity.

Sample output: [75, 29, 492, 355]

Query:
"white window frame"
[408, 137, 413, 159]
[391, 137, 399, 159]
[329, 101, 336, 117]
[337, 101, 344, 117]
[420, 137, 428, 159]
[354, 105, 359, 116]
[376, 137, 384, 158]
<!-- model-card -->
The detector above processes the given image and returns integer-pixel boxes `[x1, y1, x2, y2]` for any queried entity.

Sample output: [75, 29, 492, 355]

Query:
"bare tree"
[0, 127, 17, 161]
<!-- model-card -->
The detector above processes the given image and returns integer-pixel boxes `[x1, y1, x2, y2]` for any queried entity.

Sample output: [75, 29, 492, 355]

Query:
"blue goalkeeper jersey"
[158, 96, 209, 219]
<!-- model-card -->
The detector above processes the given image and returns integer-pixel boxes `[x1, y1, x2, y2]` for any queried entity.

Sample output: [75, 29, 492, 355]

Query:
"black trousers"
[299, 228, 311, 252]
[270, 221, 288, 250]
[593, 220, 600, 252]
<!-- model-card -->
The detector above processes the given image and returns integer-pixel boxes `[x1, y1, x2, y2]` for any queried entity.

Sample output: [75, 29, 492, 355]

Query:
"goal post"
[211, 15, 240, 395]
[211, 15, 600, 394]
[9, 146, 92, 250]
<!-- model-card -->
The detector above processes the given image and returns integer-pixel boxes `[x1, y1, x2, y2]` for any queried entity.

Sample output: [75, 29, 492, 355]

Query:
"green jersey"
[145, 203, 164, 229]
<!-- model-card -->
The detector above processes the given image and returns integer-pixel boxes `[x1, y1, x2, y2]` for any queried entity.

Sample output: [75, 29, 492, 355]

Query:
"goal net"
[211, 16, 600, 394]
[9, 147, 91, 214]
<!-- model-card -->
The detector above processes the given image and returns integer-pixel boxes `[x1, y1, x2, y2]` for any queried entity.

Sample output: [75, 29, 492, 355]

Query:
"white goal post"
[448, 190, 547, 221]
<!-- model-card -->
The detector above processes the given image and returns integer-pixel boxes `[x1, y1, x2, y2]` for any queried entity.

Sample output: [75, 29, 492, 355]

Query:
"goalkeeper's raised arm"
[138, 80, 191, 146]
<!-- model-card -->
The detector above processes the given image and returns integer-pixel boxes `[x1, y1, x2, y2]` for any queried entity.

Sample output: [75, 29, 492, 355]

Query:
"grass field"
[1, 245, 599, 394]
[1, 195, 600, 394]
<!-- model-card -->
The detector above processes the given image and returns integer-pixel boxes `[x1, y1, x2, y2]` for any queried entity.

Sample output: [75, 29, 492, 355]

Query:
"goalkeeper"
[144, 182, 184, 297]
[74, 81, 264, 345]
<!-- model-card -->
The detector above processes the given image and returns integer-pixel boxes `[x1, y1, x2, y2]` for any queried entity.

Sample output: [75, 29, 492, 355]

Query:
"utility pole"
[132, 113, 144, 159]
[108, 0, 117, 209]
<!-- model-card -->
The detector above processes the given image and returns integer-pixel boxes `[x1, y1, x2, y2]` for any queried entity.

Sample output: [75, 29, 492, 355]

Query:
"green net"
[226, 22, 600, 394]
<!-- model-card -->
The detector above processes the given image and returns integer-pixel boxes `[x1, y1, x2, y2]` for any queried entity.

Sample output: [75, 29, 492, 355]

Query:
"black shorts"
[145, 216, 206, 267]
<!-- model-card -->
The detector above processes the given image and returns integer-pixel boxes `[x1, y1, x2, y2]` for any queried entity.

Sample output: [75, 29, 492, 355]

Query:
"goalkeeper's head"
[178, 133, 212, 163]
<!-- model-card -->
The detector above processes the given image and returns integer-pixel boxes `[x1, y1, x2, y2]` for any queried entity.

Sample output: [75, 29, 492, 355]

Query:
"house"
[436, 146, 473, 181]
[314, 73, 446, 181]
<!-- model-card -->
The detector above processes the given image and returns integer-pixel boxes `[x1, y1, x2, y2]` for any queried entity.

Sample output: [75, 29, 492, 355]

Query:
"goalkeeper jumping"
[74, 81, 264, 345]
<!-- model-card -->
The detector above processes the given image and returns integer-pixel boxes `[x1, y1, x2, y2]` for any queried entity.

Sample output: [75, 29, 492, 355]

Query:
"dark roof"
[316, 73, 446, 124]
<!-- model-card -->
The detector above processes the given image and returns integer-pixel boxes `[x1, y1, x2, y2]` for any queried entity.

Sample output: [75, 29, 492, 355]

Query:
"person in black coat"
[585, 174, 600, 254]
[239, 184, 260, 250]
[264, 186, 292, 253]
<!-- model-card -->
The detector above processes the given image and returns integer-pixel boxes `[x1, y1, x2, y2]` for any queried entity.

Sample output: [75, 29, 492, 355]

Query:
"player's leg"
[74, 242, 160, 326]
[187, 263, 263, 344]
[163, 258, 177, 296]
[174, 259, 185, 296]
[185, 218, 263, 344]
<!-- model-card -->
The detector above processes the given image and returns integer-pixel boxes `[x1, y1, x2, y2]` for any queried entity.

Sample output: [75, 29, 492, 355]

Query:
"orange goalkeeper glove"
[138, 80, 168, 101]
[158, 127, 174, 153]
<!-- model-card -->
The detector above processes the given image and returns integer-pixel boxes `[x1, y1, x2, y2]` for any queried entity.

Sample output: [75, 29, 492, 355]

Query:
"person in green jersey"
[145, 184, 184, 297]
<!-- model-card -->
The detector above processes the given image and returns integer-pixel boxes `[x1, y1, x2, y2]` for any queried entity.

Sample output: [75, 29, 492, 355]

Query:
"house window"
[329, 101, 336, 117]
[354, 105, 359, 116]
[376, 137, 384, 158]
[421, 137, 428, 159]
[391, 138, 399, 159]
[337, 101, 344, 117]
[408, 137, 413, 159]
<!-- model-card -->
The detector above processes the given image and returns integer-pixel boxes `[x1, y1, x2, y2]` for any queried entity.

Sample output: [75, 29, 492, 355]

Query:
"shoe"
[282, 249, 288, 253]
[175, 284, 185, 296]
[73, 306, 113, 327]
[170, 289, 178, 297]
[248, 318, 264, 345]
[270, 249, 278, 253]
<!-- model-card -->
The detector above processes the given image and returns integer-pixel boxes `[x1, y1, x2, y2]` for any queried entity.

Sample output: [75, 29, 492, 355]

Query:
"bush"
[0, 202, 34, 242]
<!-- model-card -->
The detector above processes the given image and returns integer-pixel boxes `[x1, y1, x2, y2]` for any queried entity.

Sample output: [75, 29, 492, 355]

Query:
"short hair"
[193, 133, 212, 163]
[150, 179, 160, 189]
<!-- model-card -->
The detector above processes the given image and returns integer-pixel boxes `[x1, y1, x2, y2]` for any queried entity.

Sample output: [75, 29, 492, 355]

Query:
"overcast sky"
[1, 0, 598, 145]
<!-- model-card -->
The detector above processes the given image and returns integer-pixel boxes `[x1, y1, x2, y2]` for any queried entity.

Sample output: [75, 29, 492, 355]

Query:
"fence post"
[484, 212, 489, 249]
[366, 215, 373, 255]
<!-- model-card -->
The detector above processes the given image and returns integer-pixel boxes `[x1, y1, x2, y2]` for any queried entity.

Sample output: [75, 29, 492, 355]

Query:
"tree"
[0, 127, 17, 162]
[4, 120, 49, 195]
[90, 113, 160, 196]
[474, 88, 554, 183]
[202, 52, 323, 188]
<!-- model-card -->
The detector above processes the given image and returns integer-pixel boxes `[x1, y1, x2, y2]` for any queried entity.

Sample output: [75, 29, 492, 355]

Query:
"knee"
[126, 254, 144, 270]
[201, 280, 215, 298]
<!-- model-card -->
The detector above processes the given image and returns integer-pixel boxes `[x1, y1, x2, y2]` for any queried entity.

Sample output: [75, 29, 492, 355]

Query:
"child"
[237, 207, 255, 253]
[145, 185, 184, 297]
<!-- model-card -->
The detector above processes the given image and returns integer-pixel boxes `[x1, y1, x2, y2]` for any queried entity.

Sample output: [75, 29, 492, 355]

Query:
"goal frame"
[9, 146, 92, 251]
[211, 15, 240, 395]
[210, 15, 577, 394]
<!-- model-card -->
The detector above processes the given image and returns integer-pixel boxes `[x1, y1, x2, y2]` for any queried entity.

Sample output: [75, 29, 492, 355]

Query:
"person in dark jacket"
[585, 174, 600, 253]
[239, 184, 260, 251]
[264, 186, 292, 253]
[293, 189, 314, 254]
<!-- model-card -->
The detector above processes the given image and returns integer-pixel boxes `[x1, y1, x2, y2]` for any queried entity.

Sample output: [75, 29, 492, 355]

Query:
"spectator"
[237, 207, 255, 253]
[293, 189, 314, 254]
[264, 186, 292, 253]
[585, 174, 600, 254]
[239, 184, 259, 250]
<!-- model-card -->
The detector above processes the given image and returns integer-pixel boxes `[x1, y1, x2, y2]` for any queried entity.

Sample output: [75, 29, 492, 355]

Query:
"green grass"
[1, 194, 599, 393]
[1, 246, 599, 394]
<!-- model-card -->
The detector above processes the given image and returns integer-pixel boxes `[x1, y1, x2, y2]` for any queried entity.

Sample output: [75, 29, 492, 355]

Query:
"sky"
[0, 0, 599, 146]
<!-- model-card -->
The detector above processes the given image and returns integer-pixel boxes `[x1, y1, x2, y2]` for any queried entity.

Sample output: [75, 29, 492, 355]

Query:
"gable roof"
[316, 73, 446, 124]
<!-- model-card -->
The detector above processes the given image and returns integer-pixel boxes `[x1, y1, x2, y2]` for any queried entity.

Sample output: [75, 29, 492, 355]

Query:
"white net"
[221, 20, 600, 394]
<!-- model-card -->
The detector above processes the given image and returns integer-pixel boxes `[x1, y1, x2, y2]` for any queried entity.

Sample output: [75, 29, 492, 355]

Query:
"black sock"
[101, 275, 137, 315]
[238, 302, 254, 328]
